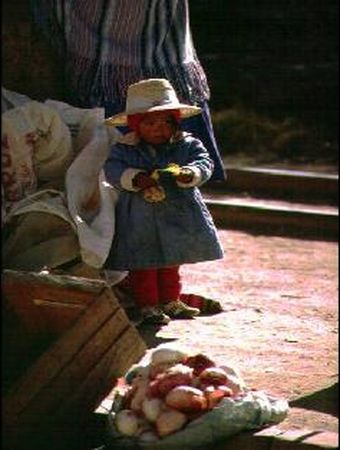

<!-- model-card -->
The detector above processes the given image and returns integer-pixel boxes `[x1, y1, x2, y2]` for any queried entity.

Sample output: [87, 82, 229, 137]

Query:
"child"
[104, 78, 224, 324]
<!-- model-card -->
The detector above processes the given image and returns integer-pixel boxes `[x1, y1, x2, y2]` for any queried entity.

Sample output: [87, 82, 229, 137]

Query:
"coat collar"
[116, 130, 190, 146]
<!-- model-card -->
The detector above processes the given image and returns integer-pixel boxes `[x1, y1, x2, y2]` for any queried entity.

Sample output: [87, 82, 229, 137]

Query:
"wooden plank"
[12, 307, 132, 426]
[54, 326, 147, 423]
[2, 270, 107, 294]
[32, 299, 87, 309]
[3, 288, 118, 424]
[4, 327, 146, 446]
[2, 270, 108, 334]
[28, 297, 89, 335]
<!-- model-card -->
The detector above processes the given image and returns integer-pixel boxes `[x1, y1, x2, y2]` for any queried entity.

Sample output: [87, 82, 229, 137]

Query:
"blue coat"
[104, 133, 224, 270]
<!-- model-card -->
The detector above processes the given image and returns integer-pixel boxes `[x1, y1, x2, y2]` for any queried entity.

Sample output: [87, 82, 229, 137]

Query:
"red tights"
[128, 266, 181, 308]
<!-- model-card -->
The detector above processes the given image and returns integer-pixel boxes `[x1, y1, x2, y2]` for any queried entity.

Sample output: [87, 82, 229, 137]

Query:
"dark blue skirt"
[181, 102, 225, 181]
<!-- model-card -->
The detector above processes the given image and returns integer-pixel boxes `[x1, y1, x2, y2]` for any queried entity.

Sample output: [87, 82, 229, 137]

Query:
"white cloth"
[2, 88, 123, 273]
[1, 86, 32, 113]
[65, 112, 120, 269]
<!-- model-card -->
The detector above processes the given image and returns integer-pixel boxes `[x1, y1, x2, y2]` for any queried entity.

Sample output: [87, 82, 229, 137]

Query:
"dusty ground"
[138, 229, 338, 433]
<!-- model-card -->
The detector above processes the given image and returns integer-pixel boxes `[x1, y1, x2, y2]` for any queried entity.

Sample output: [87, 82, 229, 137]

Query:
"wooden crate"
[2, 270, 147, 445]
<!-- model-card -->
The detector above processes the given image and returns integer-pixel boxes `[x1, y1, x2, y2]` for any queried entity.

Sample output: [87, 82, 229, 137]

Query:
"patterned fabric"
[31, 0, 210, 109]
[1, 101, 73, 224]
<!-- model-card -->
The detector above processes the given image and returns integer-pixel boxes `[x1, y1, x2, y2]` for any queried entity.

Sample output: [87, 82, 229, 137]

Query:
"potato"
[151, 348, 188, 366]
[199, 367, 228, 387]
[156, 408, 188, 437]
[165, 385, 207, 412]
[142, 397, 163, 422]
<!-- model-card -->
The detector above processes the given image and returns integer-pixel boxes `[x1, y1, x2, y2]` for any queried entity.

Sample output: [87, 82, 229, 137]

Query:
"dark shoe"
[141, 306, 170, 325]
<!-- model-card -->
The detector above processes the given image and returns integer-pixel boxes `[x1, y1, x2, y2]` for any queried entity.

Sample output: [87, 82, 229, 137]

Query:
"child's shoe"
[141, 306, 170, 325]
[162, 300, 200, 319]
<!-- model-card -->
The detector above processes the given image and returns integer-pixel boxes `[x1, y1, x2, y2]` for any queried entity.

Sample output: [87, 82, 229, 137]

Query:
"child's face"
[137, 111, 178, 145]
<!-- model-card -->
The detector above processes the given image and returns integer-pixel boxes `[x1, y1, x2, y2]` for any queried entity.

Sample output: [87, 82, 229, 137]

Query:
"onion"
[115, 409, 139, 436]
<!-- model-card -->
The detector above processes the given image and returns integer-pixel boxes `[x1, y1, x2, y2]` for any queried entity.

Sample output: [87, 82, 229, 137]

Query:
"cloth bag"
[107, 391, 288, 450]
[2, 189, 79, 271]
[105, 347, 289, 450]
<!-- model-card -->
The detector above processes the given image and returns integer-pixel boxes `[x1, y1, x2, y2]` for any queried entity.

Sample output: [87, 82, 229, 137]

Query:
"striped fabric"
[31, 0, 210, 110]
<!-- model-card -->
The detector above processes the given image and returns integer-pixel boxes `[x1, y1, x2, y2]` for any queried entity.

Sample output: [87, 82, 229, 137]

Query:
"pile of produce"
[109, 347, 248, 442]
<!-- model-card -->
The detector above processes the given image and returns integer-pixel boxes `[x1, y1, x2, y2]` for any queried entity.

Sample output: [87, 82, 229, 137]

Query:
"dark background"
[189, 0, 338, 135]
[2, 0, 339, 166]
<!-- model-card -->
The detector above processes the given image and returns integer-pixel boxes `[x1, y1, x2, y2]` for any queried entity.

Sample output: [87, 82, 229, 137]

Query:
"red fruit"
[217, 385, 233, 397]
[204, 385, 226, 409]
[147, 379, 161, 397]
[184, 354, 216, 376]
[148, 370, 193, 398]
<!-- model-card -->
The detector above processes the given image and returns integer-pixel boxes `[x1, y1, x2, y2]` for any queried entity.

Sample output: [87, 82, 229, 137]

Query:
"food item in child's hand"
[143, 185, 166, 202]
[151, 163, 181, 182]
[156, 408, 188, 437]
[165, 385, 208, 412]
[176, 167, 194, 184]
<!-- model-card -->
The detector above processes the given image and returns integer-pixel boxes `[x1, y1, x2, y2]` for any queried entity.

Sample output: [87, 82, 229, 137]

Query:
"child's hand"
[143, 185, 166, 203]
[133, 172, 158, 190]
[176, 168, 194, 184]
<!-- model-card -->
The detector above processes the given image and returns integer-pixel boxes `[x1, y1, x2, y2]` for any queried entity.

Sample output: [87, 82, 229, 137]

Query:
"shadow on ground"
[137, 323, 177, 348]
[289, 382, 338, 417]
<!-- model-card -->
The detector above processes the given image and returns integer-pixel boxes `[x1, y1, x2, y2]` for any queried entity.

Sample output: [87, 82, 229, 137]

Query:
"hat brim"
[104, 103, 202, 127]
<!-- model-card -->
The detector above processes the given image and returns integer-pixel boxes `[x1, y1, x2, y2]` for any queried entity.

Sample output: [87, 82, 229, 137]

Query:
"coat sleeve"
[104, 145, 144, 191]
[178, 137, 215, 187]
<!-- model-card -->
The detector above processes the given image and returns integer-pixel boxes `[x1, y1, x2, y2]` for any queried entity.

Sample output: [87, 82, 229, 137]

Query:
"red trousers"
[128, 266, 181, 308]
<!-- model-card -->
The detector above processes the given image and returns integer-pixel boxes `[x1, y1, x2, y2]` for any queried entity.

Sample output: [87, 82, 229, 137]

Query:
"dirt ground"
[138, 229, 338, 433]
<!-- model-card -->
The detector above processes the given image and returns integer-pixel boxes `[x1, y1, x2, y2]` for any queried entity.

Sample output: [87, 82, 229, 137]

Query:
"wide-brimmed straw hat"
[104, 78, 201, 127]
